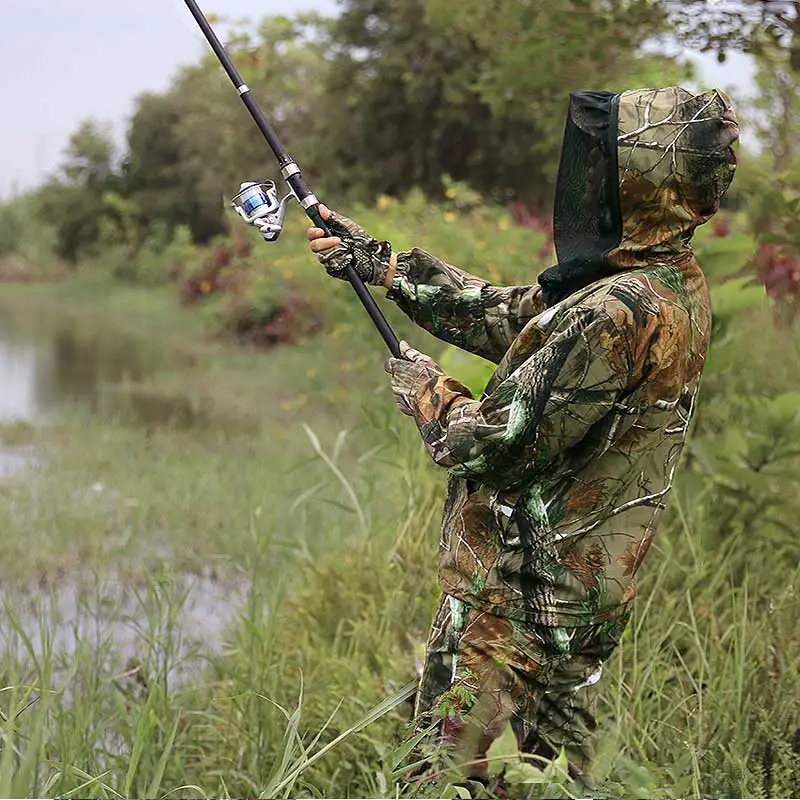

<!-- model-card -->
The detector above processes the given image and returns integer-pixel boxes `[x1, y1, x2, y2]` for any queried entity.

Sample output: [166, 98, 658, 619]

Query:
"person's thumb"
[318, 204, 332, 220]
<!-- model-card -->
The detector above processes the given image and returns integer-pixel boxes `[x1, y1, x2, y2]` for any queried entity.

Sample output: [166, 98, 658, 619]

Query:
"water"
[0, 308, 245, 669]
[0, 311, 168, 425]
[0, 310, 170, 479]
[0, 338, 42, 420]
[0, 570, 247, 674]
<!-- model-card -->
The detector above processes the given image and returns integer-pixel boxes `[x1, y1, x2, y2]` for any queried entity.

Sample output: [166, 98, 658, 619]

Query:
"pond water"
[0, 309, 170, 479]
[0, 306, 245, 667]
[0, 310, 175, 424]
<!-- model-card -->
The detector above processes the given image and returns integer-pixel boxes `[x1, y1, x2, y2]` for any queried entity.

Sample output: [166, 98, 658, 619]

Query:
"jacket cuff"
[385, 249, 416, 301]
[412, 373, 474, 426]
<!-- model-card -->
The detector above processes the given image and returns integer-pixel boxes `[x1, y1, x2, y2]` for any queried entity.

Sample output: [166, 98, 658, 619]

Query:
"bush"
[179, 227, 251, 304]
[178, 225, 325, 348]
[113, 224, 198, 286]
[0, 203, 23, 257]
[0, 195, 64, 279]
[212, 271, 325, 348]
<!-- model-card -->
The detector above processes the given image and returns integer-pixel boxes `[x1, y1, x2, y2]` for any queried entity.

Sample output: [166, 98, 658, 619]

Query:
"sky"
[0, 0, 756, 200]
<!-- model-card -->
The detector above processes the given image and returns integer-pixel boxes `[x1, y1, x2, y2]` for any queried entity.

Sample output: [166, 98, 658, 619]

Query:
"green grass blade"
[124, 687, 157, 798]
[270, 680, 417, 797]
[146, 707, 182, 799]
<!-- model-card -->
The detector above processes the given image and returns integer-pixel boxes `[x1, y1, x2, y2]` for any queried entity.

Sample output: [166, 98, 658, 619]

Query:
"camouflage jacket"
[386, 88, 738, 627]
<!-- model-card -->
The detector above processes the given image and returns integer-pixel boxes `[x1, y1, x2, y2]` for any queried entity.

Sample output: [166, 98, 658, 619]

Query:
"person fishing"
[306, 86, 739, 785]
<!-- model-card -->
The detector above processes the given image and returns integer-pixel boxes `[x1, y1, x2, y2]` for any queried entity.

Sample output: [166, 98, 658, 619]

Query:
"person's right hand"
[307, 205, 395, 287]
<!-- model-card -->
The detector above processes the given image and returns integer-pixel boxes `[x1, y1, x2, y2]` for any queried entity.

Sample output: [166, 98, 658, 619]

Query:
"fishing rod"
[182, 0, 401, 357]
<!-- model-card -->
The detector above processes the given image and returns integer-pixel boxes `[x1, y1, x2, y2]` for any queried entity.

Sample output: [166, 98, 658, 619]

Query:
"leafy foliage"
[20, 0, 698, 262]
[424, 0, 681, 181]
[668, 0, 800, 65]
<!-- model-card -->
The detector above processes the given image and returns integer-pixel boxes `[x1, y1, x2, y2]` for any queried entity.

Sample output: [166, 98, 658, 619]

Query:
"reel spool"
[232, 181, 296, 241]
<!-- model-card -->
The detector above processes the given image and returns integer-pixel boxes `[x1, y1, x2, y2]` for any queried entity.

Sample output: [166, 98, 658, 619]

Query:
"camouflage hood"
[538, 86, 739, 306]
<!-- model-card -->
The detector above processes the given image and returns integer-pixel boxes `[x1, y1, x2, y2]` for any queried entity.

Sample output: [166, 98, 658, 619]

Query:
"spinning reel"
[231, 181, 296, 242]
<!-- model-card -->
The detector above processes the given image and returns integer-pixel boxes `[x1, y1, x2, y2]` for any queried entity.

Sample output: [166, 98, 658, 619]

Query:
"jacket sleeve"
[405, 305, 635, 486]
[386, 247, 545, 364]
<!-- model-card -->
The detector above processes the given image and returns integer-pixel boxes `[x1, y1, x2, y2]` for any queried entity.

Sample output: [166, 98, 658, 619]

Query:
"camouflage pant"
[413, 594, 629, 783]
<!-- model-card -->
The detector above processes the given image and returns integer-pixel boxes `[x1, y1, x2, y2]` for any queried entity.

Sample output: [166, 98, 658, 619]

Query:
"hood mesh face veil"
[539, 91, 623, 307]
[538, 87, 739, 307]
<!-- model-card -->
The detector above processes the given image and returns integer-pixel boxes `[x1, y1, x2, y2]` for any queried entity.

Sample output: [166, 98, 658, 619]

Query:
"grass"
[3, 454, 799, 798]
[0, 405, 416, 581]
[0, 437, 441, 798]
[0, 198, 799, 797]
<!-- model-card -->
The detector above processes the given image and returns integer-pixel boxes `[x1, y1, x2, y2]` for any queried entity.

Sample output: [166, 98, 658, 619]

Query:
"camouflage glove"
[384, 342, 444, 417]
[316, 211, 393, 286]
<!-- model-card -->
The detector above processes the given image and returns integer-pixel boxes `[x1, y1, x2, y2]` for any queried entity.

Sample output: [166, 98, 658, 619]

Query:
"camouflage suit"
[380, 87, 739, 781]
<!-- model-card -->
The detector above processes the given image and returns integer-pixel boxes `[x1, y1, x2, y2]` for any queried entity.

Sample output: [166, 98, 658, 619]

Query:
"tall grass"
[3, 407, 798, 798]
[0, 422, 440, 798]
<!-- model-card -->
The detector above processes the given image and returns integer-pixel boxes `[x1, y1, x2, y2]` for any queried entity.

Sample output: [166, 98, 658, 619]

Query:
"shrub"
[214, 272, 325, 347]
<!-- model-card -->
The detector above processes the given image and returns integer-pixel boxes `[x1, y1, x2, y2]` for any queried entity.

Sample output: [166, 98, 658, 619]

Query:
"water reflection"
[0, 571, 246, 668]
[0, 339, 42, 420]
[0, 313, 162, 423]
[0, 446, 36, 478]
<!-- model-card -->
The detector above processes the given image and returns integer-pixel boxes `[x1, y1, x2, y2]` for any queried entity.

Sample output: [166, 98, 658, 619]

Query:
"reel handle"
[306, 204, 334, 239]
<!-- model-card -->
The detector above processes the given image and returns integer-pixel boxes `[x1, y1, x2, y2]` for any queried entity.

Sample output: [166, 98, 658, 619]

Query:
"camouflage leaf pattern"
[611, 87, 739, 268]
[412, 594, 623, 783]
[387, 86, 737, 629]
[387, 248, 545, 364]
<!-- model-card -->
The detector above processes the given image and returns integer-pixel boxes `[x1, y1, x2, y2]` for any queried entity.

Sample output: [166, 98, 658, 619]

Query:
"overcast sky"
[0, 0, 756, 200]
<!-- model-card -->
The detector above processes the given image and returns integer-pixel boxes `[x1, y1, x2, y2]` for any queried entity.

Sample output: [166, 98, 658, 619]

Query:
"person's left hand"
[384, 341, 444, 416]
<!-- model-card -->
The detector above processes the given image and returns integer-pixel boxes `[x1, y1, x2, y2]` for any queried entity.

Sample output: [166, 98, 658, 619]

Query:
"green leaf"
[504, 761, 548, 784]
[710, 278, 765, 322]
[544, 745, 571, 782]
[554, 746, 569, 771]
[145, 708, 181, 799]
[694, 234, 755, 280]
[765, 392, 800, 425]
[485, 722, 520, 776]
[388, 725, 431, 773]
[124, 687, 158, 798]
[268, 681, 417, 797]
[441, 783, 473, 799]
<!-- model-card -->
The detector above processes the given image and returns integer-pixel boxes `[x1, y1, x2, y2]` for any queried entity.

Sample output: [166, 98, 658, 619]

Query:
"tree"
[426, 0, 670, 162]
[668, 0, 800, 67]
[325, 0, 687, 208]
[751, 38, 800, 166]
[37, 121, 119, 262]
[60, 120, 116, 186]
[325, 0, 557, 206]
[122, 13, 333, 243]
